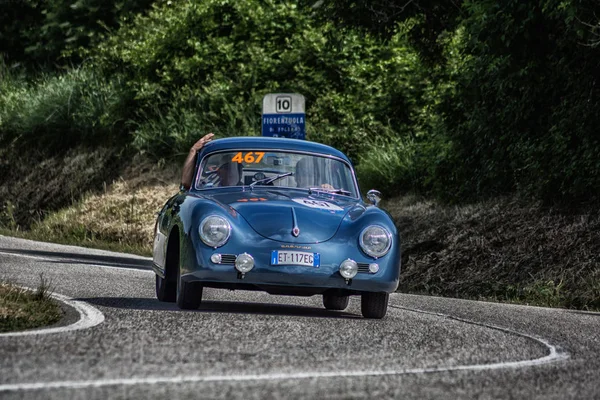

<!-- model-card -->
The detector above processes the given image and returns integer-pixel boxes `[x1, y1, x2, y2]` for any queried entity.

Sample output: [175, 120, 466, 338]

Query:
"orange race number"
[231, 152, 265, 164]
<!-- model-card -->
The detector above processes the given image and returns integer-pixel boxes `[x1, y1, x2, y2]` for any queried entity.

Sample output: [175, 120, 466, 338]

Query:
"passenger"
[181, 133, 214, 190]
[216, 161, 243, 186]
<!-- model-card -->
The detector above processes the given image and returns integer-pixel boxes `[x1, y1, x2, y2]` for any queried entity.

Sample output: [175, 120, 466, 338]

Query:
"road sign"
[262, 93, 305, 139]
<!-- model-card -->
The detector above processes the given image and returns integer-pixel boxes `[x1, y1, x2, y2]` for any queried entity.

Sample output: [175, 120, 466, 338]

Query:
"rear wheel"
[176, 267, 202, 310]
[361, 292, 389, 319]
[155, 273, 176, 302]
[323, 294, 350, 311]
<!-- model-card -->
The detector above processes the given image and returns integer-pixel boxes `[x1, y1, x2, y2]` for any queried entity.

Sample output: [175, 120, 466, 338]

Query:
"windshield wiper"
[250, 172, 293, 188]
[308, 187, 352, 196]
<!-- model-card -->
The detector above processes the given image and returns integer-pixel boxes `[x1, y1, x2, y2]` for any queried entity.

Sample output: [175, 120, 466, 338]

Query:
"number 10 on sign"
[276, 96, 292, 113]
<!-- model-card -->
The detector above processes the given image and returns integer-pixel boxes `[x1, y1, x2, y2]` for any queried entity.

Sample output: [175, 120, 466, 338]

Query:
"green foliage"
[0, 61, 133, 151]
[0, 0, 153, 67]
[91, 0, 431, 160]
[2, 0, 600, 204]
[314, 0, 600, 203]
[0, 0, 45, 66]
[357, 134, 419, 191]
[433, 0, 600, 203]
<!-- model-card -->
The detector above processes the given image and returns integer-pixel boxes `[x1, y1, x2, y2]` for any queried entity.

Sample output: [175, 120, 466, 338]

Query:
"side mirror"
[366, 189, 382, 206]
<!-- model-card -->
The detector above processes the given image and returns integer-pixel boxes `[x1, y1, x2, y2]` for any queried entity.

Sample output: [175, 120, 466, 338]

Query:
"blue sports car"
[152, 137, 401, 318]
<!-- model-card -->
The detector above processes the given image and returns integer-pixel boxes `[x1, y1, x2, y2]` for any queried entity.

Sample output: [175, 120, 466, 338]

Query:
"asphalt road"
[0, 235, 598, 400]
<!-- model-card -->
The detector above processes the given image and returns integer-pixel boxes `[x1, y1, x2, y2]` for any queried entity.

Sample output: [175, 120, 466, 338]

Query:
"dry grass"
[0, 275, 62, 333]
[387, 195, 600, 310]
[29, 157, 180, 255]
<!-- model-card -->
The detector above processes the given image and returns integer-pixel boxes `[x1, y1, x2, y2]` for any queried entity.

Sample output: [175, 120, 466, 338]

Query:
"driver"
[295, 157, 313, 188]
[295, 157, 334, 189]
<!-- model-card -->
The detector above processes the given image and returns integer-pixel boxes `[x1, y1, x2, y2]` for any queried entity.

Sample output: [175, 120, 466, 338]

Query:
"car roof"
[201, 137, 352, 163]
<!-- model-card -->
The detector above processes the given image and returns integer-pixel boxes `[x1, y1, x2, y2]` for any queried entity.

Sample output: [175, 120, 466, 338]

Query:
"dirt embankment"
[0, 147, 127, 229]
[390, 196, 600, 309]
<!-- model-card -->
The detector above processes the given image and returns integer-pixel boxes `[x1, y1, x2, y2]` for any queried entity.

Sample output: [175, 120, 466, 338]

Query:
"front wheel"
[176, 268, 202, 310]
[155, 274, 176, 302]
[361, 292, 389, 319]
[323, 294, 350, 311]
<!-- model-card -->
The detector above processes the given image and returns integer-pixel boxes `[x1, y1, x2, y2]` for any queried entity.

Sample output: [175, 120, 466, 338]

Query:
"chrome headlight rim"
[359, 224, 393, 258]
[199, 214, 232, 248]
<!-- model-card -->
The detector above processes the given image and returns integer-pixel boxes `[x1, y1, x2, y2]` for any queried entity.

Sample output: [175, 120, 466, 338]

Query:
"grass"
[2, 156, 180, 258]
[0, 228, 152, 257]
[0, 63, 131, 152]
[0, 274, 62, 333]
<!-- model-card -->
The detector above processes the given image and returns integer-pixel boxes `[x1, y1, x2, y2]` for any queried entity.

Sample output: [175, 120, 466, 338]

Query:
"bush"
[91, 0, 431, 161]
[432, 0, 600, 203]
[5, 0, 600, 205]
[0, 0, 154, 67]
[0, 62, 133, 152]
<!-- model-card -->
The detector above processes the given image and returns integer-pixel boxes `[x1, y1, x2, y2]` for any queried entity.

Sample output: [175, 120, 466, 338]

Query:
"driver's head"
[217, 161, 241, 186]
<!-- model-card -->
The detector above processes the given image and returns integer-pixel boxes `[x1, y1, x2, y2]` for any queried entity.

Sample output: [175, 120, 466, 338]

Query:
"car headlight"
[359, 225, 392, 258]
[199, 215, 231, 248]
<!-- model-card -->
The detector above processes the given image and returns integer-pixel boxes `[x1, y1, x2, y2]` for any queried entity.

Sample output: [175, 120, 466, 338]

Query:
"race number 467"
[231, 152, 265, 163]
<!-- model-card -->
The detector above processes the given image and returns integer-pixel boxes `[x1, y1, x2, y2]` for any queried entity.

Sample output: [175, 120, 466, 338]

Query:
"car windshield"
[195, 150, 358, 197]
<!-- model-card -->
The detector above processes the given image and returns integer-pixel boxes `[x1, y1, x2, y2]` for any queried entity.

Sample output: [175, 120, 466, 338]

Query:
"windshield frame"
[193, 149, 360, 199]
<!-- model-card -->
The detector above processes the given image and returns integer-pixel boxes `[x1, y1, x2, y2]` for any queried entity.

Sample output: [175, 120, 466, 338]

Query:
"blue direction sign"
[262, 93, 306, 139]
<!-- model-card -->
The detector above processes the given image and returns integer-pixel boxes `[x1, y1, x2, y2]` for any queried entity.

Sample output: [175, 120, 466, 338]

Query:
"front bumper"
[181, 236, 401, 294]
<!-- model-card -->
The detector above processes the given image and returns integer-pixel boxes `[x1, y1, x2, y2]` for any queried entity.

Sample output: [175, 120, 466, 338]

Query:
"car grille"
[357, 263, 371, 273]
[220, 254, 237, 265]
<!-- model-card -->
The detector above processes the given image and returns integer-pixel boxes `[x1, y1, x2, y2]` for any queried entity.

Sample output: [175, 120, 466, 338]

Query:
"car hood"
[203, 189, 363, 243]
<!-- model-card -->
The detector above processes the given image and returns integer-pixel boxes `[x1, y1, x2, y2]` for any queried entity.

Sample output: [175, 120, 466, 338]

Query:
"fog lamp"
[339, 259, 358, 279]
[235, 253, 254, 273]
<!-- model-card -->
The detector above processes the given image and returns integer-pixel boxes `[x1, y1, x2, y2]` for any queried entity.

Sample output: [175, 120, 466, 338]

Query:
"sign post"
[261, 93, 305, 139]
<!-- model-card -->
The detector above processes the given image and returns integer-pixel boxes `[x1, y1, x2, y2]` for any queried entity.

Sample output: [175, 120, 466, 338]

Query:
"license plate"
[271, 251, 320, 267]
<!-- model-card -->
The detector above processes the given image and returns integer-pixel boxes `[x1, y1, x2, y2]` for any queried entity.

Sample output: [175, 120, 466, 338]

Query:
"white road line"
[387, 303, 568, 364]
[0, 302, 568, 392]
[0, 290, 105, 338]
[0, 250, 153, 274]
[0, 349, 567, 392]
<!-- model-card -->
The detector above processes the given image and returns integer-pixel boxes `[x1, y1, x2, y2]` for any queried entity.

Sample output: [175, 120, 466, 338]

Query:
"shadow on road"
[78, 296, 361, 319]
[0, 248, 152, 271]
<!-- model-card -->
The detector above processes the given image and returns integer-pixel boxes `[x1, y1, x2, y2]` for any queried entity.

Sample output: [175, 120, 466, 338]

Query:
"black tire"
[155, 273, 176, 302]
[361, 292, 389, 319]
[176, 267, 202, 310]
[323, 294, 350, 311]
